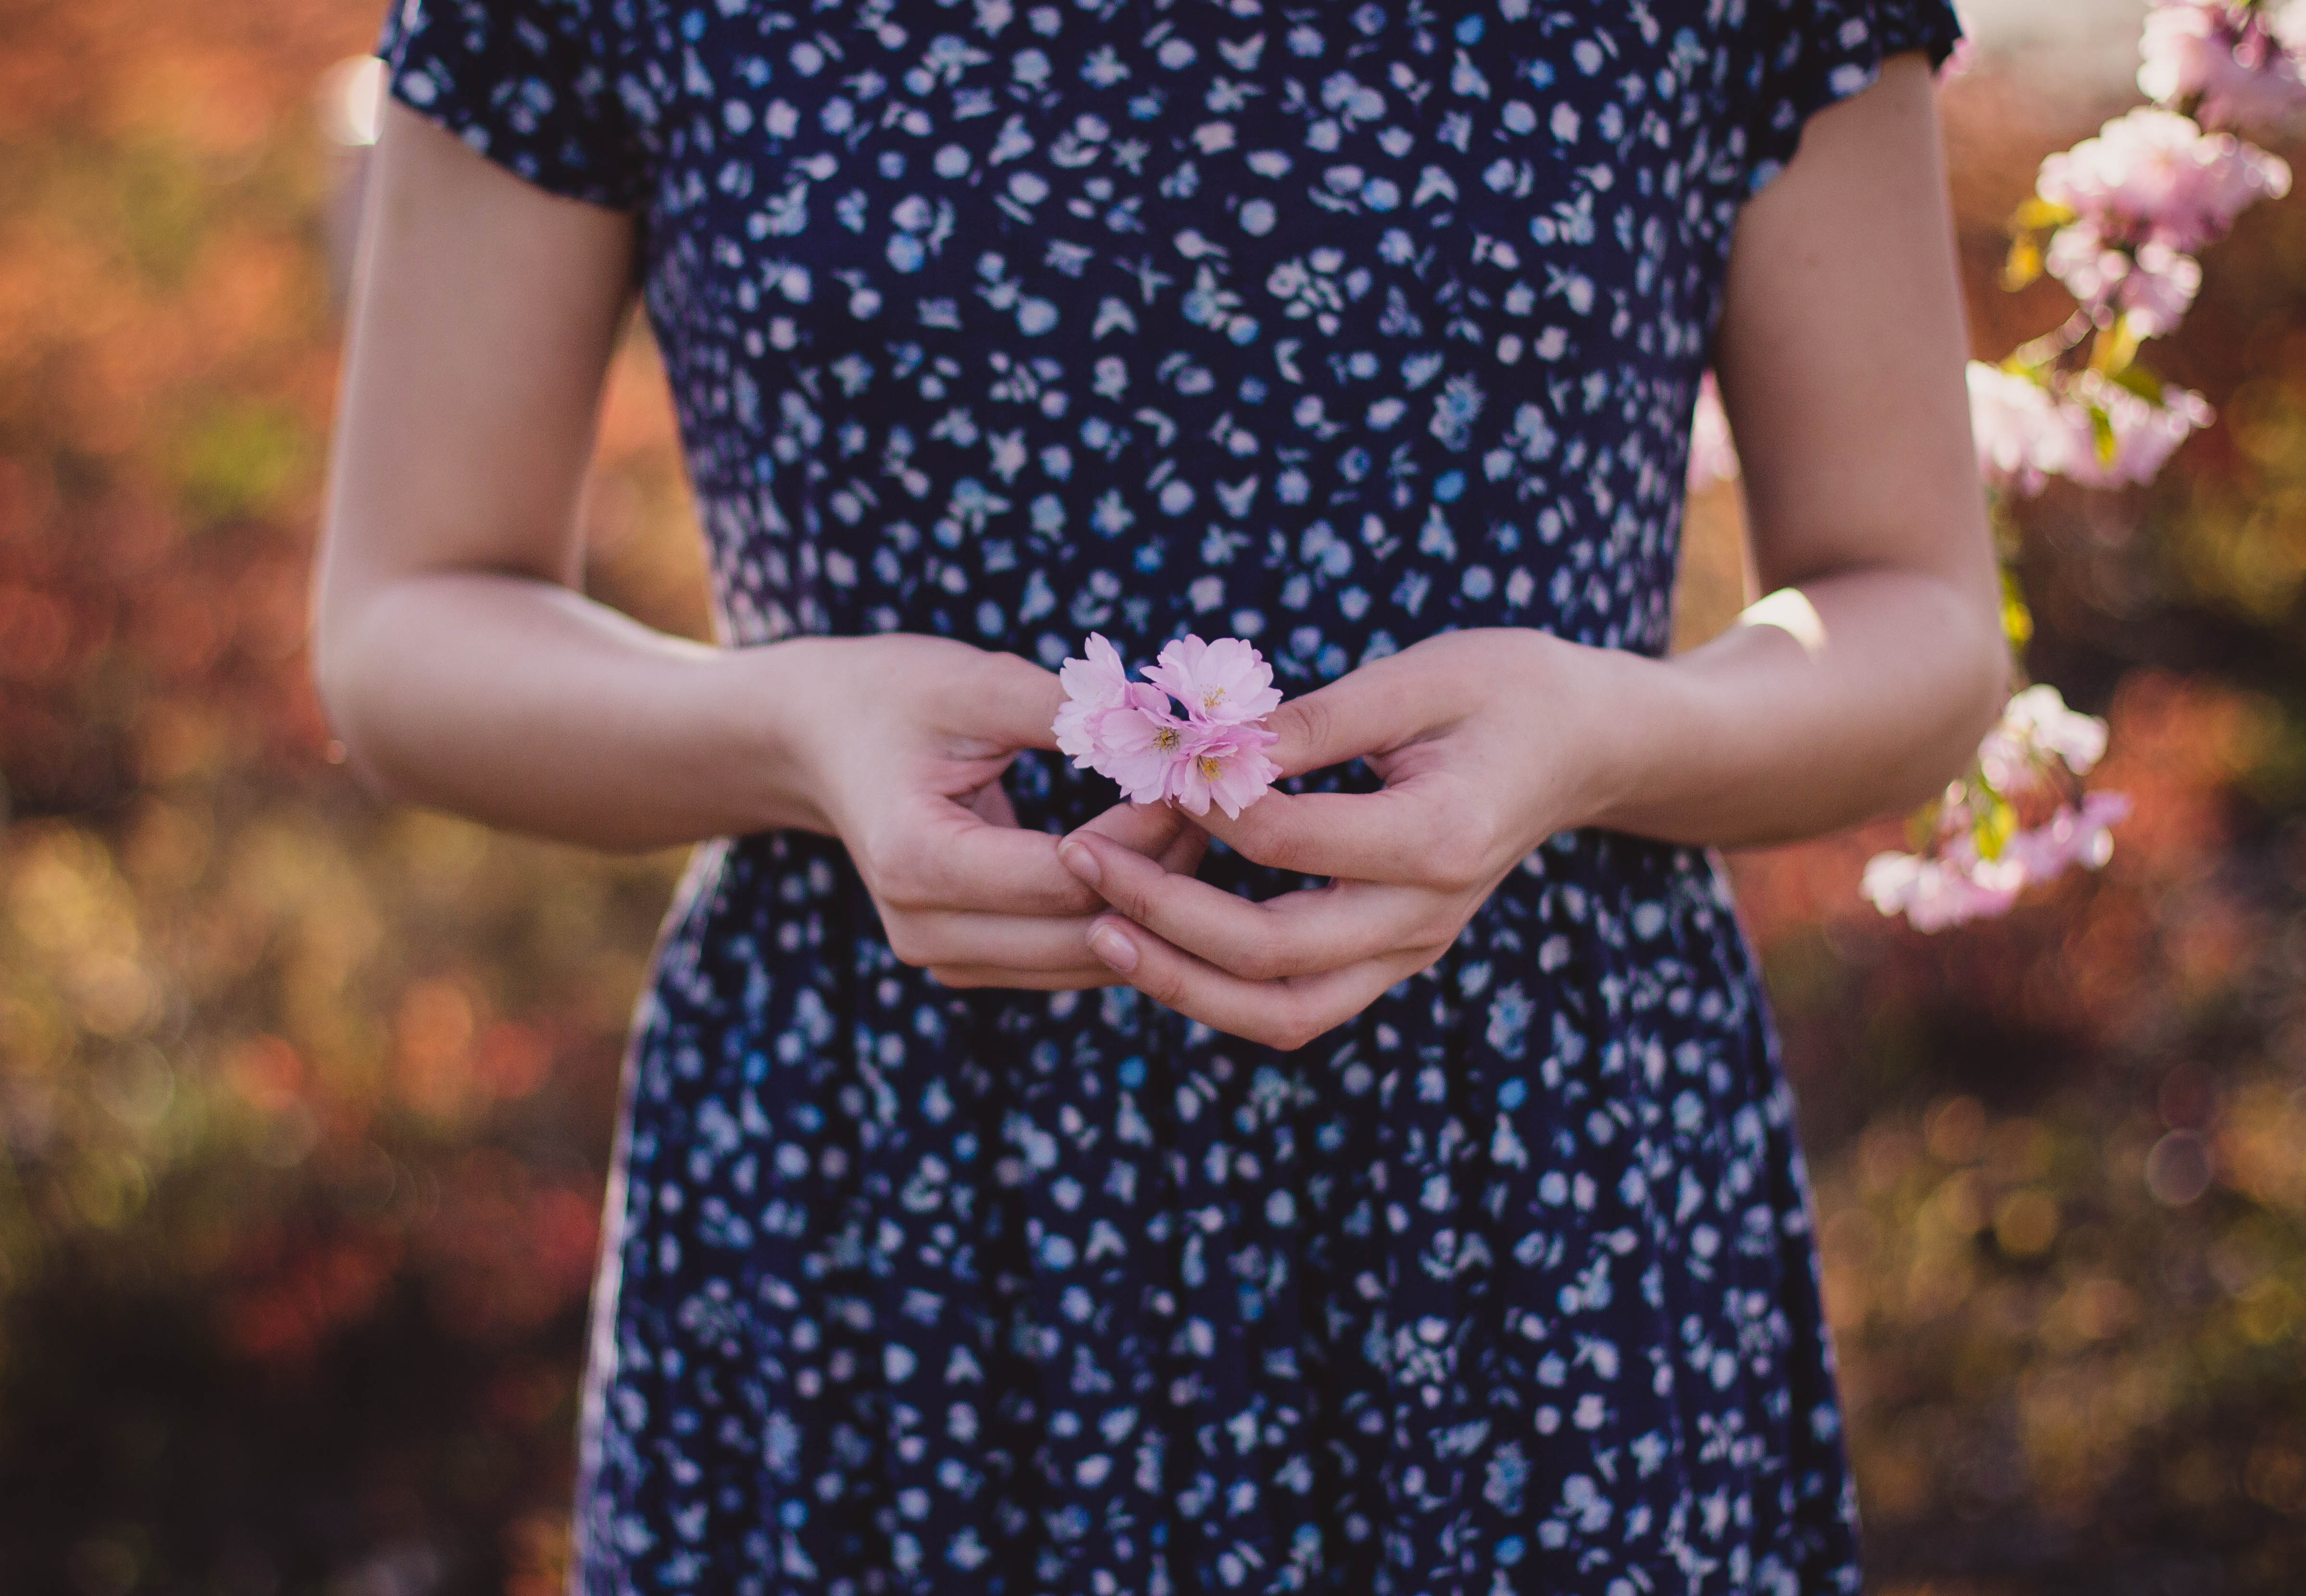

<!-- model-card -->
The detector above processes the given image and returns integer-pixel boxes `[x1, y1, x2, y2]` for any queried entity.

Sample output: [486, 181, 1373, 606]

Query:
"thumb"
[1074, 797, 1198, 862]
[948, 651, 1069, 754]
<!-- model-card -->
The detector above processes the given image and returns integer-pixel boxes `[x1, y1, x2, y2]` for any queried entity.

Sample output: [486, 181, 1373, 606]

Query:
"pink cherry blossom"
[1052, 632, 1284, 815]
[1864, 789, 2130, 931]
[1090, 697, 1196, 806]
[2035, 107, 2290, 253]
[1978, 684, 2111, 791]
[2002, 791, 2134, 879]
[1171, 720, 1284, 820]
[2059, 371, 2215, 489]
[2139, 1, 2306, 131]
[2003, 684, 2110, 776]
[1966, 363, 2074, 495]
[1862, 851, 2024, 932]
[2041, 221, 2202, 336]
[1053, 632, 1134, 765]
[1144, 634, 1284, 726]
[1965, 363, 2213, 495]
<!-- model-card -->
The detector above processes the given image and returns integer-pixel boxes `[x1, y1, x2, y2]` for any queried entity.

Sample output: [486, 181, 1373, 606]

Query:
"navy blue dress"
[377, 4, 1959, 1592]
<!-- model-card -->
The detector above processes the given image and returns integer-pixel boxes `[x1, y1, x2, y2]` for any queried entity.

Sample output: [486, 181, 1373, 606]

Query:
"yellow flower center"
[1202, 686, 1226, 710]
[1153, 726, 1181, 753]
[1197, 753, 1226, 779]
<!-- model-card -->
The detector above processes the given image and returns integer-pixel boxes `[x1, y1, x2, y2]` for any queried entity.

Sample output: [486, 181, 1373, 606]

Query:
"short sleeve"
[1742, 0, 1965, 196]
[375, 0, 646, 209]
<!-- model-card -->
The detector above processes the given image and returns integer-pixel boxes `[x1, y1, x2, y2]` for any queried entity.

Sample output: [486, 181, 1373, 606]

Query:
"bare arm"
[316, 103, 790, 848]
[1058, 57, 2008, 1048]
[316, 105, 1197, 981]
[1596, 49, 2006, 843]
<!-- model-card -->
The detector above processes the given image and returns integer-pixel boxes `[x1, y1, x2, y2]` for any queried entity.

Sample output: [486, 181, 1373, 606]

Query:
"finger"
[1259, 655, 1440, 778]
[927, 964, 1123, 991]
[1083, 915, 1424, 1052]
[1058, 829, 1442, 981]
[878, 907, 1115, 972]
[1075, 796, 1192, 860]
[1155, 818, 1210, 878]
[872, 798, 1101, 916]
[939, 650, 1069, 755]
[1079, 797, 1212, 877]
[1197, 773, 1499, 889]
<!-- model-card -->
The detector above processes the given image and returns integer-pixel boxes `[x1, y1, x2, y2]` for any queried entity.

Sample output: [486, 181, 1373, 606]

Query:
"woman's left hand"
[1055, 628, 1630, 1051]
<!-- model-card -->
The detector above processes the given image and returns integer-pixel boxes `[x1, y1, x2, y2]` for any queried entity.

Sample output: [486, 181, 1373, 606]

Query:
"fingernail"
[1087, 924, 1136, 972]
[1059, 840, 1100, 887]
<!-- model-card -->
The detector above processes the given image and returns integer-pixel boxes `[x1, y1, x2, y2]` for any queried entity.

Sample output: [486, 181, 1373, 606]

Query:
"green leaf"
[2090, 404, 2119, 464]
[2110, 360, 2164, 403]
[2000, 571, 2034, 647]
[2090, 314, 2142, 377]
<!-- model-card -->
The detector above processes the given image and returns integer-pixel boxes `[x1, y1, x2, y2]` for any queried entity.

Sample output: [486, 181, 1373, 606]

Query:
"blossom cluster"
[1863, 688, 2133, 931]
[1053, 633, 1283, 819]
[2139, 0, 2306, 129]
[1975, 5, 2294, 498]
[1966, 363, 2215, 494]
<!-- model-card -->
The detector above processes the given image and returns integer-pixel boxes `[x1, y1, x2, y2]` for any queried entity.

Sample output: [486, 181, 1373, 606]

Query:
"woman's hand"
[1054, 629, 1621, 1049]
[777, 633, 1208, 991]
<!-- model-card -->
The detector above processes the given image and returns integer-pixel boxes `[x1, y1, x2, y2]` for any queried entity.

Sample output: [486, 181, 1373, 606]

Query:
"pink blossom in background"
[1863, 792, 2131, 931]
[2035, 107, 2290, 252]
[2041, 221, 2202, 335]
[2059, 371, 2215, 488]
[1966, 363, 2073, 495]
[1966, 364, 2213, 495]
[2003, 791, 2134, 878]
[1994, 683, 2111, 779]
[1143, 634, 1283, 726]
[1978, 683, 2111, 793]
[1685, 371, 1740, 490]
[1053, 632, 1283, 815]
[2139, 0, 2306, 130]
[1862, 850, 2025, 932]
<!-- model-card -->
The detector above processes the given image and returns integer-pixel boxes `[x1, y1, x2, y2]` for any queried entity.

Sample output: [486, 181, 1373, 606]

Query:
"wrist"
[722, 636, 845, 835]
[1532, 634, 1694, 839]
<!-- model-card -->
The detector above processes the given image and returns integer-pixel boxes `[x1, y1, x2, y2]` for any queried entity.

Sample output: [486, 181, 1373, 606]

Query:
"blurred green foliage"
[1, 3, 2305, 1593]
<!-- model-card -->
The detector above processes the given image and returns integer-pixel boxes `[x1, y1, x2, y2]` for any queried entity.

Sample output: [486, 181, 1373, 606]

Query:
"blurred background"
[3, 0, 2304, 1591]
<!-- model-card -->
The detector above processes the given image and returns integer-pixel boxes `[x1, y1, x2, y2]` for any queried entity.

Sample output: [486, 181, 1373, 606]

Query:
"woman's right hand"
[772, 634, 1207, 990]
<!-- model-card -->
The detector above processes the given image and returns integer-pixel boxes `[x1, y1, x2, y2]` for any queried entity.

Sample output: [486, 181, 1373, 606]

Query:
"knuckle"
[1234, 813, 1303, 875]
[1280, 698, 1333, 768]
[1115, 873, 1162, 925]
[1141, 965, 1189, 1010]
[1234, 936, 1293, 983]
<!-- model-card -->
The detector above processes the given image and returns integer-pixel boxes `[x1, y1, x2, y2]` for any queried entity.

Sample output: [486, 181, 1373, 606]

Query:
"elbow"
[309, 597, 410, 805]
[1898, 582, 2013, 810]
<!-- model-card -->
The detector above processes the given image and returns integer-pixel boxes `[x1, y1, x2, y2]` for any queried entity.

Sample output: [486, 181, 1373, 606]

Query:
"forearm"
[1575, 565, 2007, 850]
[316, 571, 818, 851]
